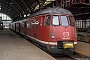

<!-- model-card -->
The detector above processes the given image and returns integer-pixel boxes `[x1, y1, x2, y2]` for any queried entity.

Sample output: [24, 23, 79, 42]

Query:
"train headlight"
[51, 32, 55, 38]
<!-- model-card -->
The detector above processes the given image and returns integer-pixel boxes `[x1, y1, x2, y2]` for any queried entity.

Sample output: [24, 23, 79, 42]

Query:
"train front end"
[48, 15, 77, 54]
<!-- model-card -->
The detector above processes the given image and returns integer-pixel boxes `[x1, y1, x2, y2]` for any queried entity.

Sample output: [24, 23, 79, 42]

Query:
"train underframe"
[47, 44, 75, 55]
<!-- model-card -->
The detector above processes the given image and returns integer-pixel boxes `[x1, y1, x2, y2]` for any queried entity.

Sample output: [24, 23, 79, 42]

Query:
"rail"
[53, 52, 90, 60]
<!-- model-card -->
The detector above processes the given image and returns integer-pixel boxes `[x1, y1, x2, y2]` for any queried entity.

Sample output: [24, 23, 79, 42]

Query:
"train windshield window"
[52, 15, 59, 26]
[45, 15, 51, 26]
[60, 16, 68, 26]
[69, 16, 75, 26]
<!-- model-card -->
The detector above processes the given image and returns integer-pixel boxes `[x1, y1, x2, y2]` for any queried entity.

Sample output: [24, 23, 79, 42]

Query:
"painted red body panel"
[11, 15, 77, 43]
[9, 7, 77, 54]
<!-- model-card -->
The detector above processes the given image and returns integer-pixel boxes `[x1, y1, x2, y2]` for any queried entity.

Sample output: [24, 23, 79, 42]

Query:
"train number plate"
[63, 43, 73, 48]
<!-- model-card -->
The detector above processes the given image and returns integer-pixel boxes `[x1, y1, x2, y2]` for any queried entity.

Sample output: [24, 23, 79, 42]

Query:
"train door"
[42, 15, 51, 42]
[0, 22, 3, 30]
[41, 16, 45, 40]
[19, 23, 20, 34]
[24, 21, 27, 35]
[15, 23, 16, 32]
[35, 19, 39, 38]
[16, 23, 18, 32]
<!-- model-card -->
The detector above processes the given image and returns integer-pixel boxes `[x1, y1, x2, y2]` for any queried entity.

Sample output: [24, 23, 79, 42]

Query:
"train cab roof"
[30, 7, 72, 17]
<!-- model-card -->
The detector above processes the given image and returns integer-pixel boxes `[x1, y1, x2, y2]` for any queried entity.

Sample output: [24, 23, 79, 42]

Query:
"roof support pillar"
[65, 0, 71, 6]
[55, 0, 72, 8]
[55, 0, 60, 7]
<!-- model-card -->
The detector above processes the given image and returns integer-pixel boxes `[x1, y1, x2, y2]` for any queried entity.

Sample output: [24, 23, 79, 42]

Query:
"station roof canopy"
[1, 0, 90, 21]
[0, 0, 55, 21]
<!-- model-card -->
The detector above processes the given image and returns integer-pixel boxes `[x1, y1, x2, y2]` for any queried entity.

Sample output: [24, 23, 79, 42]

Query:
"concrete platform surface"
[76, 41, 90, 57]
[0, 29, 56, 60]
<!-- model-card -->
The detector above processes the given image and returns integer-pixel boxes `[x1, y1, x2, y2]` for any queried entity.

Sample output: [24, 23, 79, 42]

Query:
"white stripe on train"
[20, 32, 77, 45]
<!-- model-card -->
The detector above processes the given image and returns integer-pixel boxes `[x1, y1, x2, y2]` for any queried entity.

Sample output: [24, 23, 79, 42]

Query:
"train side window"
[29, 21, 31, 28]
[45, 15, 51, 26]
[31, 20, 34, 28]
[22, 22, 24, 28]
[30, 20, 32, 28]
[36, 20, 39, 29]
[69, 16, 75, 26]
[27, 21, 30, 28]
[60, 16, 68, 26]
[42, 16, 45, 26]
[24, 22, 27, 28]
[52, 15, 59, 26]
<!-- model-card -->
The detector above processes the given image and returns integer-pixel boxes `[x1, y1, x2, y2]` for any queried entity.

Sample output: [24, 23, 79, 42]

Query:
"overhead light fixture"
[24, 14, 26, 17]
[34, 5, 39, 11]
[43, 0, 55, 6]
[27, 14, 30, 16]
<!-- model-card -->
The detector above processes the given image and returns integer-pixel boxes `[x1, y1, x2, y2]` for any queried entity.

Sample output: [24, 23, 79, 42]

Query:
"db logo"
[63, 32, 69, 38]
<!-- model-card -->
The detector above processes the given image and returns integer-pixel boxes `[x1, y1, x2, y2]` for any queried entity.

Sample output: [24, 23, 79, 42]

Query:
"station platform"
[76, 41, 90, 57]
[0, 29, 56, 60]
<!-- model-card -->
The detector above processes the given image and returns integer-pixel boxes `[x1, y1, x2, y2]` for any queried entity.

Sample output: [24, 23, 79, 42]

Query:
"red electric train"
[10, 7, 77, 54]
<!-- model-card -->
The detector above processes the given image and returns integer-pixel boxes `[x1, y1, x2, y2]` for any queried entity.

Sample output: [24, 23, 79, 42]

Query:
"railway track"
[53, 52, 90, 60]
[30, 40, 90, 60]
[33, 40, 90, 60]
[69, 53, 90, 60]
[51, 54, 75, 60]
[20, 33, 90, 60]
